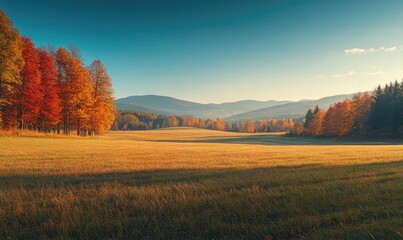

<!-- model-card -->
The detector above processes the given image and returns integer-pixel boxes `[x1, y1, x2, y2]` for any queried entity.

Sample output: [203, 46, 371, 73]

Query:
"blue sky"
[2, 0, 403, 103]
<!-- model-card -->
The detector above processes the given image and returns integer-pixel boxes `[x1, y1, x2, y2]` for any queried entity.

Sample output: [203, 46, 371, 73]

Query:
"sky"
[2, 0, 403, 103]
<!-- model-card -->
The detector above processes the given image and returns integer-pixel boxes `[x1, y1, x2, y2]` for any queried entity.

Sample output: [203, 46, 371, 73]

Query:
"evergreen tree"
[304, 108, 314, 129]
[368, 85, 384, 132]
[313, 105, 320, 114]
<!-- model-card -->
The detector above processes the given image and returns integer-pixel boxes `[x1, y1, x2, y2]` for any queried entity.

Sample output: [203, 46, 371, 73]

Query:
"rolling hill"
[116, 95, 290, 118]
[115, 102, 171, 116]
[223, 94, 355, 121]
[116, 93, 355, 120]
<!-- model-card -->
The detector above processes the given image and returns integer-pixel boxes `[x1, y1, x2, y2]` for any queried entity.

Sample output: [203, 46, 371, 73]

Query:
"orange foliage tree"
[239, 120, 255, 133]
[351, 92, 374, 136]
[300, 94, 375, 137]
[66, 57, 94, 135]
[88, 60, 115, 134]
[335, 100, 355, 136]
[307, 110, 326, 136]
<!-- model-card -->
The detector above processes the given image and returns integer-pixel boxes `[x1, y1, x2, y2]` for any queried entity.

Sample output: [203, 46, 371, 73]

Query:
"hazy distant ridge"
[224, 94, 355, 121]
[116, 94, 355, 119]
[116, 95, 290, 118]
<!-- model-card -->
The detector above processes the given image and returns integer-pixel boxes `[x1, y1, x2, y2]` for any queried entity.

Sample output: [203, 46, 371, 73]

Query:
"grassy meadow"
[0, 128, 402, 239]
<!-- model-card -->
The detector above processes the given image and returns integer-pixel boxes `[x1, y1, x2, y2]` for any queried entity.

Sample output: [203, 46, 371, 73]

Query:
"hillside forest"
[112, 111, 297, 133]
[113, 82, 402, 138]
[292, 81, 403, 138]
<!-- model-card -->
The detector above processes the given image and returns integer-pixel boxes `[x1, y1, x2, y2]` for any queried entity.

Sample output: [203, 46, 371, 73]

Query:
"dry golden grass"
[0, 128, 402, 239]
[0, 129, 83, 138]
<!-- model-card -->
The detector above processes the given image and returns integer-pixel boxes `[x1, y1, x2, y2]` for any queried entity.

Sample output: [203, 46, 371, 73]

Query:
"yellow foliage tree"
[0, 10, 24, 127]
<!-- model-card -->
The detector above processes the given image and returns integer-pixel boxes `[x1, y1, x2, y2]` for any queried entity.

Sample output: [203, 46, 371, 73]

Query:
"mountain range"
[116, 93, 356, 120]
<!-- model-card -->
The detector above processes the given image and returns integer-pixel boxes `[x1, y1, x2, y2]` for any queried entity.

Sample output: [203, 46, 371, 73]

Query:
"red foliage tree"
[37, 49, 61, 131]
[20, 37, 42, 129]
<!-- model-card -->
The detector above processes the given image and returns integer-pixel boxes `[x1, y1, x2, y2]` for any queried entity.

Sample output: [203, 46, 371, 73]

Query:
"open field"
[0, 128, 402, 239]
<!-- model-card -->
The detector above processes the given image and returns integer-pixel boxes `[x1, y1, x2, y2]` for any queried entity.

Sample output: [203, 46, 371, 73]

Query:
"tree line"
[0, 10, 115, 135]
[112, 110, 296, 133]
[290, 81, 403, 138]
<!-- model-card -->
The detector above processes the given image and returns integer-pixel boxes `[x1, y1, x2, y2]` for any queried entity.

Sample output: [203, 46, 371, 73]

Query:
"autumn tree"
[0, 10, 114, 135]
[55, 47, 72, 133]
[337, 100, 355, 136]
[288, 117, 295, 129]
[257, 120, 266, 132]
[0, 10, 24, 128]
[325, 100, 354, 136]
[197, 118, 206, 128]
[37, 49, 62, 131]
[167, 116, 178, 127]
[66, 57, 94, 135]
[55, 48, 95, 135]
[307, 110, 326, 136]
[351, 92, 374, 136]
[289, 122, 305, 136]
[322, 104, 337, 137]
[206, 118, 216, 130]
[88, 60, 115, 134]
[215, 118, 225, 130]
[270, 119, 278, 131]
[239, 120, 255, 133]
[19, 37, 42, 129]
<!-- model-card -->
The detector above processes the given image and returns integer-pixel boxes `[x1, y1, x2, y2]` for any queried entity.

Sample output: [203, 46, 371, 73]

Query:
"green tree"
[304, 108, 314, 129]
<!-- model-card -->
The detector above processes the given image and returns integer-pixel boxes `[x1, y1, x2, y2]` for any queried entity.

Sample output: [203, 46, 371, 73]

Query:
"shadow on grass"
[150, 134, 403, 146]
[1, 160, 402, 239]
[1, 160, 402, 190]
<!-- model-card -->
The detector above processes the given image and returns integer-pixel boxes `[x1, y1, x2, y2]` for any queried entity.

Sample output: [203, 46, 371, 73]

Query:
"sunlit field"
[1, 128, 402, 239]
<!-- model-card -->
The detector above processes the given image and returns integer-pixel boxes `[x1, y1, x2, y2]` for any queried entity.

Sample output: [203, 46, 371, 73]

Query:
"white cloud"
[330, 70, 384, 78]
[331, 71, 356, 78]
[384, 46, 397, 52]
[344, 46, 399, 55]
[367, 71, 384, 76]
[344, 48, 366, 55]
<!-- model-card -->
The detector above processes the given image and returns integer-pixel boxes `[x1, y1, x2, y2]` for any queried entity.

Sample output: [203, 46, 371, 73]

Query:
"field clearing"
[0, 128, 402, 239]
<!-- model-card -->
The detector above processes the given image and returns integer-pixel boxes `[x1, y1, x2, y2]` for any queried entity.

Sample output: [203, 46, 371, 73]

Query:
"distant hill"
[116, 95, 210, 116]
[116, 95, 290, 118]
[116, 93, 356, 120]
[224, 94, 355, 121]
[115, 102, 172, 115]
[206, 100, 292, 113]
